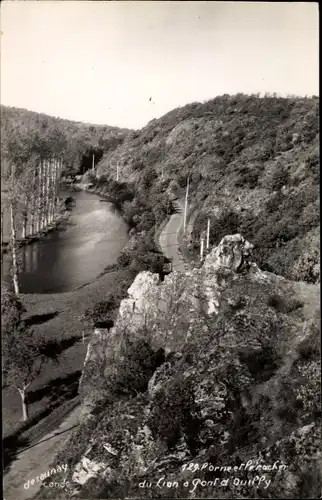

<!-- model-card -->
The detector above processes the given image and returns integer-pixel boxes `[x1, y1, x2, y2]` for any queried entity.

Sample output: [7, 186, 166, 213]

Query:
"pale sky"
[0, 1, 319, 129]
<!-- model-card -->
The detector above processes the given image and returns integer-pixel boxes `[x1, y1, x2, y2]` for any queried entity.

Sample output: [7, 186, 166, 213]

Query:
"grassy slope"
[95, 94, 319, 283]
[2, 268, 133, 438]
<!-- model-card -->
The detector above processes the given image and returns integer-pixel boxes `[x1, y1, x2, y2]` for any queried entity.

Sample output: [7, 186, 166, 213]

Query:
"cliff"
[34, 234, 321, 499]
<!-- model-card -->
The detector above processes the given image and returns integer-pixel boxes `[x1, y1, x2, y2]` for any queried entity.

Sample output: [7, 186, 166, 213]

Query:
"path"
[3, 402, 81, 500]
[159, 199, 191, 273]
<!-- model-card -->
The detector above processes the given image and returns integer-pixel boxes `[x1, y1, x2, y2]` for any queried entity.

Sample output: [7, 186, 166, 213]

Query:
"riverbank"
[1, 209, 71, 256]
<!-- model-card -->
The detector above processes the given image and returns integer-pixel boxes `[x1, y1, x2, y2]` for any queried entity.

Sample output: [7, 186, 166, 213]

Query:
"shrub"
[211, 210, 240, 246]
[111, 338, 165, 397]
[96, 174, 109, 185]
[271, 166, 290, 191]
[176, 173, 189, 188]
[132, 160, 146, 171]
[305, 150, 319, 182]
[235, 167, 260, 189]
[267, 293, 304, 313]
[136, 211, 156, 232]
[81, 297, 117, 327]
[238, 342, 281, 383]
[297, 323, 321, 361]
[148, 375, 201, 452]
[265, 191, 285, 212]
[117, 251, 132, 268]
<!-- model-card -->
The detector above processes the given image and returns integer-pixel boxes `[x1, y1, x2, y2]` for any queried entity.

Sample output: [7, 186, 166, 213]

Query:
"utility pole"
[200, 232, 204, 261]
[161, 144, 165, 182]
[183, 175, 190, 232]
[206, 218, 210, 250]
[92, 153, 95, 172]
[116, 161, 119, 182]
[1, 208, 3, 247]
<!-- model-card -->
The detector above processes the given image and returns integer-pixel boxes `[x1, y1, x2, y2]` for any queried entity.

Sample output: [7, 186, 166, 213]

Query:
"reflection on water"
[1, 190, 129, 294]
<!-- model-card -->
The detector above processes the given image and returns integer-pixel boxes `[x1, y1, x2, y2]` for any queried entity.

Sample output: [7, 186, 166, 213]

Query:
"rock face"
[80, 234, 258, 401]
[72, 456, 108, 486]
[203, 233, 254, 273]
[78, 327, 111, 413]
[38, 234, 320, 500]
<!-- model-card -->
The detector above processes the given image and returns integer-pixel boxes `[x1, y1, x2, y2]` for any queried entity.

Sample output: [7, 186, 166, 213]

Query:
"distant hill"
[1, 105, 132, 174]
[95, 93, 320, 283]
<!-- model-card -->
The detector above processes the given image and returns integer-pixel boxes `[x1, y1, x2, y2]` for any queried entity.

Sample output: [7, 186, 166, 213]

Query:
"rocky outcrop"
[79, 234, 258, 401]
[78, 327, 111, 414]
[37, 234, 320, 500]
[203, 233, 254, 273]
[72, 456, 108, 486]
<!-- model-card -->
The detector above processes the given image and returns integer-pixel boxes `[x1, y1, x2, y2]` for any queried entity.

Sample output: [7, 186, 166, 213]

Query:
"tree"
[9, 200, 20, 295]
[2, 159, 23, 294]
[2, 287, 62, 421]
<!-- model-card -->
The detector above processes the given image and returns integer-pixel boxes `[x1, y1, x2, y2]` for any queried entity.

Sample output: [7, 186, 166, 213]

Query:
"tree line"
[1, 124, 67, 294]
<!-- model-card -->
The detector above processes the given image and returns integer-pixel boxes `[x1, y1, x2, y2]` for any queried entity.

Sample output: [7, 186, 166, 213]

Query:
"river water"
[1, 190, 129, 294]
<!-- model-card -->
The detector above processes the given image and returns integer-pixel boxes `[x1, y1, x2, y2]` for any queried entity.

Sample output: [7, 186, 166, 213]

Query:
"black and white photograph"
[1, 1, 320, 499]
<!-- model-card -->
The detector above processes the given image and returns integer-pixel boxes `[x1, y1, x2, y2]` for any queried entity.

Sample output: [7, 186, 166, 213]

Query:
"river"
[1, 190, 129, 294]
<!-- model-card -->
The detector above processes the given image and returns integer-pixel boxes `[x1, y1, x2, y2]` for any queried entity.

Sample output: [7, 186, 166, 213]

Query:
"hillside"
[1, 105, 131, 174]
[92, 93, 319, 284]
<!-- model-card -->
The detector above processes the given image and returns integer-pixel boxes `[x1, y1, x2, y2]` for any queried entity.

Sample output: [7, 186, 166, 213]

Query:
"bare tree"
[29, 161, 38, 236]
[9, 202, 20, 295]
[48, 158, 55, 224]
[2, 160, 23, 294]
[40, 159, 46, 231]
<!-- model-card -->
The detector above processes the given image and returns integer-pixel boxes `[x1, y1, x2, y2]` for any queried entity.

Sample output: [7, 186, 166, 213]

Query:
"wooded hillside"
[1, 105, 130, 175]
[95, 93, 320, 283]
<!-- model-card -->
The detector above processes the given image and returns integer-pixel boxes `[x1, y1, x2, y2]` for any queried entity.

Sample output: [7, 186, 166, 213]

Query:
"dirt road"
[159, 200, 191, 273]
[3, 402, 81, 500]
